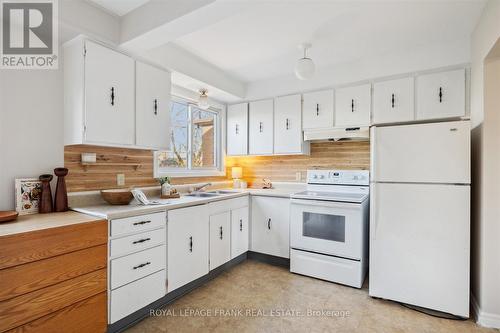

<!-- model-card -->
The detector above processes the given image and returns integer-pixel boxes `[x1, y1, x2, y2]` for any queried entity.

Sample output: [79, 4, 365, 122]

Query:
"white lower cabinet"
[110, 270, 166, 323]
[209, 211, 231, 270]
[110, 245, 166, 289]
[108, 212, 167, 324]
[231, 206, 249, 259]
[251, 196, 290, 258]
[167, 205, 209, 292]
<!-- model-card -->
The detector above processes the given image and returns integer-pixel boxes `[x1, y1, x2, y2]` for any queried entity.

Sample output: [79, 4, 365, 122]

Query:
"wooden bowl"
[0, 211, 19, 223]
[101, 189, 133, 205]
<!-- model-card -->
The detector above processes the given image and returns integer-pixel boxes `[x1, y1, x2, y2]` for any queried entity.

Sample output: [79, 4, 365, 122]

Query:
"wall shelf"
[81, 162, 141, 171]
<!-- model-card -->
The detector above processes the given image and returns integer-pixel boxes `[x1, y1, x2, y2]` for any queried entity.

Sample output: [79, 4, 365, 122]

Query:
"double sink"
[185, 190, 237, 198]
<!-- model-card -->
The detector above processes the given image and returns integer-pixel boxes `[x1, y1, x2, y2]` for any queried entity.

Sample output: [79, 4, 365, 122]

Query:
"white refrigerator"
[369, 120, 470, 317]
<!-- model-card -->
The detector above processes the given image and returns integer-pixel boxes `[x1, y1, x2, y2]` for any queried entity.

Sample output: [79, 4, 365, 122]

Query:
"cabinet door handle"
[439, 87, 443, 103]
[240, 219, 243, 231]
[285, 118, 290, 130]
[259, 122, 263, 133]
[110, 87, 115, 106]
[235, 124, 239, 135]
[154, 99, 158, 115]
[189, 236, 193, 252]
[391, 94, 395, 108]
[316, 104, 319, 116]
[132, 237, 151, 244]
[267, 218, 271, 230]
[133, 262, 151, 270]
[351, 99, 354, 112]
[133, 220, 151, 226]
[220, 226, 223, 240]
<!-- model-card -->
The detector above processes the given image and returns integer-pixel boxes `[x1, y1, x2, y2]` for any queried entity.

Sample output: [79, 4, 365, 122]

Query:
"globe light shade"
[198, 90, 210, 110]
[295, 57, 315, 80]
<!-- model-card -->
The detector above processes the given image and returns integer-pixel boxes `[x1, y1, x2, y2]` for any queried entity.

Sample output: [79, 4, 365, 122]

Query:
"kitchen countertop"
[0, 211, 105, 237]
[70, 183, 306, 220]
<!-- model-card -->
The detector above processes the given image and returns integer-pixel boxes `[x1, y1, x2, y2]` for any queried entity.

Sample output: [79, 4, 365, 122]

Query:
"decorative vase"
[54, 168, 69, 212]
[38, 174, 53, 213]
[161, 183, 172, 196]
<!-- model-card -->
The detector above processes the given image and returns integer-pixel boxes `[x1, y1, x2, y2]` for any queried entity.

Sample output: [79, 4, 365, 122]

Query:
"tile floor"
[126, 260, 497, 333]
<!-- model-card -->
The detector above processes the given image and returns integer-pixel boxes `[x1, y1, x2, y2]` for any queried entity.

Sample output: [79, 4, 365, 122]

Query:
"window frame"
[154, 95, 225, 178]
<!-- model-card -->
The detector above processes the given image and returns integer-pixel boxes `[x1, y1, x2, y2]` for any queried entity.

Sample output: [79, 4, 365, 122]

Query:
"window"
[155, 97, 224, 177]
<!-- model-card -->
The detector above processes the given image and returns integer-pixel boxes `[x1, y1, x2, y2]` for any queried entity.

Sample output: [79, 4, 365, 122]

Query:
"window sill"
[155, 169, 226, 178]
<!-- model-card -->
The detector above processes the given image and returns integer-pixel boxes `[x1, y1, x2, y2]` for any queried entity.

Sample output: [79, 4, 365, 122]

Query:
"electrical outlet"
[117, 174, 125, 186]
[295, 172, 302, 181]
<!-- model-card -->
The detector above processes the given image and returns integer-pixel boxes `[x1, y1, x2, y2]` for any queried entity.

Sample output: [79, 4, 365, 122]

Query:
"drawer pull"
[133, 262, 151, 270]
[132, 237, 151, 244]
[240, 219, 243, 231]
[189, 236, 193, 252]
[133, 220, 151, 226]
[220, 226, 223, 240]
[267, 218, 271, 230]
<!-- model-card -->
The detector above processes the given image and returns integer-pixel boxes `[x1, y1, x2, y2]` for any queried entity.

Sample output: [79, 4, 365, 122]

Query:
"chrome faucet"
[192, 182, 212, 192]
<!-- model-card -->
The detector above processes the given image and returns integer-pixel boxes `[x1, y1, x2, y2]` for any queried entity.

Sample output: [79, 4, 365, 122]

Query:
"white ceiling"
[87, 0, 150, 16]
[173, 0, 486, 83]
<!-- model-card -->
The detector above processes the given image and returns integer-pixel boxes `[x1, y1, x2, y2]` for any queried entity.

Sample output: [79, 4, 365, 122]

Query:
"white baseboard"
[471, 293, 500, 329]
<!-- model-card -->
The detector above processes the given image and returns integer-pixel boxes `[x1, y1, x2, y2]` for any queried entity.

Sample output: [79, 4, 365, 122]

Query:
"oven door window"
[302, 212, 345, 243]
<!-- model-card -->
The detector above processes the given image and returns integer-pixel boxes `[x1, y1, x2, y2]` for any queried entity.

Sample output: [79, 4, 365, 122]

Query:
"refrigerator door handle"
[371, 185, 378, 240]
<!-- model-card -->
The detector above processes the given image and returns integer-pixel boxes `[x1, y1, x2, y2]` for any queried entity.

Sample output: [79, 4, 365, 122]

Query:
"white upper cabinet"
[373, 77, 414, 125]
[416, 69, 466, 120]
[64, 37, 171, 148]
[226, 103, 248, 156]
[249, 99, 274, 155]
[335, 84, 371, 127]
[302, 89, 334, 130]
[274, 94, 307, 155]
[84, 40, 135, 145]
[136, 61, 171, 150]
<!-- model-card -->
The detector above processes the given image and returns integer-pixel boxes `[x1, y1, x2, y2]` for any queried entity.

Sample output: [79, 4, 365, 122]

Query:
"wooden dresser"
[0, 212, 107, 333]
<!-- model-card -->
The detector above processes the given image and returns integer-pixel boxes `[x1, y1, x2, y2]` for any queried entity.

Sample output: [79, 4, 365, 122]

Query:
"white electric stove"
[289, 170, 369, 288]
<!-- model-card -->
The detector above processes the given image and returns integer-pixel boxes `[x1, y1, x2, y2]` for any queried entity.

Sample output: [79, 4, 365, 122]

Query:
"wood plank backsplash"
[64, 145, 227, 192]
[64, 141, 370, 192]
[226, 141, 370, 183]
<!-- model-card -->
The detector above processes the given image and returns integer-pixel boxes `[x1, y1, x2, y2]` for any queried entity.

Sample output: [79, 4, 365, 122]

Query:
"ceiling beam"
[144, 43, 246, 99]
[120, 0, 252, 52]
[59, 0, 120, 45]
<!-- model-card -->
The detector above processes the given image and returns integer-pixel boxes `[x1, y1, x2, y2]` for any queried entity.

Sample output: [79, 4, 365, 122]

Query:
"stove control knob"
[313, 175, 318, 179]
[319, 175, 325, 179]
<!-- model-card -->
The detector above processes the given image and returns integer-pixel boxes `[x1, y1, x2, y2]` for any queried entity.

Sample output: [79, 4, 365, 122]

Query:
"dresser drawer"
[110, 245, 165, 289]
[110, 228, 165, 258]
[110, 212, 165, 237]
[110, 269, 166, 323]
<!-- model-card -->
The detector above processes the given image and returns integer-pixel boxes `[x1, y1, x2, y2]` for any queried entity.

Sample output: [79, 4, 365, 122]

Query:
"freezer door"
[371, 121, 470, 183]
[369, 183, 470, 317]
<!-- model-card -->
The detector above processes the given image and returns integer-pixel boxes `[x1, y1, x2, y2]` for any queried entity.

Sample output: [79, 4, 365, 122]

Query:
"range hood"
[303, 126, 370, 141]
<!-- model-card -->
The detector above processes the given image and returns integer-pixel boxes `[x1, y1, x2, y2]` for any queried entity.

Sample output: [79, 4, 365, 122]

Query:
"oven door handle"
[290, 198, 364, 209]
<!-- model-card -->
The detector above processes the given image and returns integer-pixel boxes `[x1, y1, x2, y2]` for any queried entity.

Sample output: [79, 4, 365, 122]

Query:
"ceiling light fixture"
[198, 89, 210, 110]
[295, 43, 315, 80]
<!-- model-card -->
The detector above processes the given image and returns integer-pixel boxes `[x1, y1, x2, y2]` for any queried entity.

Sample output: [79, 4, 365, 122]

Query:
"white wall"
[245, 39, 470, 100]
[0, 64, 64, 211]
[470, 0, 500, 328]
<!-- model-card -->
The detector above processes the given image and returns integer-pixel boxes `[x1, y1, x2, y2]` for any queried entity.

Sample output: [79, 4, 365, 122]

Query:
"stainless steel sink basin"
[208, 190, 237, 194]
[186, 192, 220, 198]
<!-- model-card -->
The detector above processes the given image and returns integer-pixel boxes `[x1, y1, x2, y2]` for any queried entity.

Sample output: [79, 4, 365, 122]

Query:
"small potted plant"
[157, 176, 172, 196]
